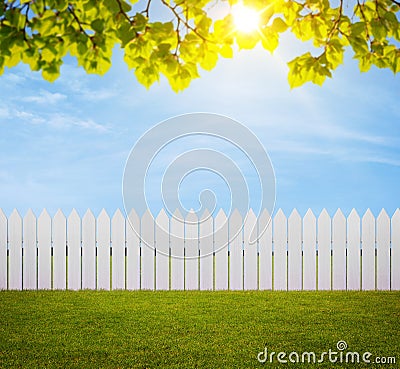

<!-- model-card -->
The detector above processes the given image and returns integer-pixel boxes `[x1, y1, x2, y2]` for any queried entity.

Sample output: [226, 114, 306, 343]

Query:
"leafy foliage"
[1, 0, 400, 90]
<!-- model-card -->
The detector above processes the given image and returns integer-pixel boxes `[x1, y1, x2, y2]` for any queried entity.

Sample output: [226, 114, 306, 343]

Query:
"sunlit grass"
[0, 291, 399, 368]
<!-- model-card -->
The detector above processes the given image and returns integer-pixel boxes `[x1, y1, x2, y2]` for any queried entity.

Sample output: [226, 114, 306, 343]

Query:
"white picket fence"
[0, 208, 399, 291]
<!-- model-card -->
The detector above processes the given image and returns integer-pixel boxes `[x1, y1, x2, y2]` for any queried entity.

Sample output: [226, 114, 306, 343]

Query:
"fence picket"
[258, 209, 272, 290]
[171, 209, 184, 290]
[347, 209, 360, 290]
[274, 209, 287, 291]
[112, 209, 125, 290]
[23, 210, 37, 290]
[288, 209, 302, 290]
[229, 210, 243, 290]
[185, 211, 198, 290]
[362, 209, 375, 290]
[9, 210, 22, 290]
[303, 209, 316, 290]
[67, 209, 81, 290]
[97, 209, 110, 290]
[214, 209, 228, 290]
[53, 210, 66, 290]
[82, 210, 96, 289]
[244, 209, 257, 290]
[199, 210, 213, 290]
[0, 209, 7, 290]
[392, 209, 400, 290]
[377, 210, 390, 290]
[156, 209, 169, 290]
[141, 209, 154, 290]
[38, 210, 51, 290]
[333, 209, 346, 290]
[317, 209, 331, 290]
[126, 209, 140, 290]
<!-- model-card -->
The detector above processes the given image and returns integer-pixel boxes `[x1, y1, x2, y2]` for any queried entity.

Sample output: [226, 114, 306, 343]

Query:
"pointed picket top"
[348, 208, 360, 223]
[215, 208, 227, 223]
[83, 208, 95, 223]
[304, 209, 316, 222]
[171, 208, 184, 224]
[10, 209, 22, 219]
[186, 209, 198, 223]
[258, 208, 272, 238]
[142, 208, 154, 224]
[39, 208, 51, 221]
[377, 209, 390, 239]
[156, 208, 168, 223]
[68, 208, 80, 223]
[155, 209, 169, 241]
[38, 210, 51, 240]
[246, 208, 256, 220]
[54, 209, 66, 222]
[244, 208, 257, 245]
[289, 208, 301, 222]
[229, 209, 242, 230]
[200, 208, 211, 222]
[274, 208, 286, 223]
[112, 208, 125, 223]
[377, 208, 390, 222]
[363, 208, 374, 219]
[229, 209, 243, 243]
[393, 208, 400, 224]
[333, 208, 345, 222]
[318, 208, 330, 221]
[127, 208, 140, 235]
[259, 208, 271, 223]
[24, 208, 36, 222]
[98, 208, 110, 221]
[230, 208, 242, 219]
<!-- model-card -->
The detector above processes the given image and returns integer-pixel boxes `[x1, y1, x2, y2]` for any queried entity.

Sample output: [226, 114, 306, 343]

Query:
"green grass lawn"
[0, 291, 399, 368]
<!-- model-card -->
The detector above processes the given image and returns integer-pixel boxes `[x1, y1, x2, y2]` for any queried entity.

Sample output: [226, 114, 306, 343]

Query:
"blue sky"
[0, 33, 399, 218]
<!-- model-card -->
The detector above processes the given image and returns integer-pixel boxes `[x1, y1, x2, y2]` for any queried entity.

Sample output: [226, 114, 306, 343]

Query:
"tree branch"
[68, 5, 95, 46]
[142, 0, 152, 18]
[115, 0, 133, 23]
[161, 0, 209, 42]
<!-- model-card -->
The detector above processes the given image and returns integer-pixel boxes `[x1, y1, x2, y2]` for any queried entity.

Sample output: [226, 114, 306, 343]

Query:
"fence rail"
[0, 208, 399, 291]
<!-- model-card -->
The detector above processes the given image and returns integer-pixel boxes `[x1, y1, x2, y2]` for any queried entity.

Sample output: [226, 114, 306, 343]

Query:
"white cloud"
[0, 106, 10, 119]
[49, 113, 109, 132]
[22, 89, 67, 105]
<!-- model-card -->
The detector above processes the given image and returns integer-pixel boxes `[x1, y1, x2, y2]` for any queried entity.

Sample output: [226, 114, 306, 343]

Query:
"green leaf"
[271, 17, 288, 33]
[91, 19, 105, 33]
[261, 27, 279, 53]
[219, 44, 233, 58]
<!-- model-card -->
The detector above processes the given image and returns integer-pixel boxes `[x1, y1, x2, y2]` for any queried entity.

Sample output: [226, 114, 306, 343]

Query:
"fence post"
[82, 209, 96, 290]
[199, 209, 213, 291]
[377, 210, 390, 290]
[347, 209, 360, 290]
[97, 209, 110, 290]
[274, 209, 287, 291]
[303, 209, 316, 290]
[288, 209, 302, 290]
[156, 209, 169, 290]
[214, 209, 228, 290]
[229, 209, 243, 291]
[112, 209, 125, 290]
[38, 209, 51, 290]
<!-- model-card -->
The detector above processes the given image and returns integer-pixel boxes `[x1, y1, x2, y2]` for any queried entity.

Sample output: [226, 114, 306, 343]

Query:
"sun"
[232, 2, 260, 34]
